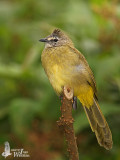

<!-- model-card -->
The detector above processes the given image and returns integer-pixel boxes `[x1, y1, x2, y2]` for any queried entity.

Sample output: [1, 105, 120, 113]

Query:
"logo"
[1, 141, 30, 158]
[11, 148, 30, 158]
[2, 141, 12, 158]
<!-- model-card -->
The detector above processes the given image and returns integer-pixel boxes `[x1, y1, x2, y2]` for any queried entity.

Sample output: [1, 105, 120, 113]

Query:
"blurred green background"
[0, 0, 120, 159]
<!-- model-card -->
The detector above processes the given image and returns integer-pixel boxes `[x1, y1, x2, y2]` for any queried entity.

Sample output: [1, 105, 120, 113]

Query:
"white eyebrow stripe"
[47, 37, 54, 41]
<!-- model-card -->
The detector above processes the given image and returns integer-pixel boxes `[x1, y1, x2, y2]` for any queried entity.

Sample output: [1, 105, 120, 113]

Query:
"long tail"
[83, 98, 113, 150]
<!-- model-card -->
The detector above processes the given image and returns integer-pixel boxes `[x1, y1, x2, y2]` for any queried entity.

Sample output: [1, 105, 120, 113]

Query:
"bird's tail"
[83, 98, 113, 150]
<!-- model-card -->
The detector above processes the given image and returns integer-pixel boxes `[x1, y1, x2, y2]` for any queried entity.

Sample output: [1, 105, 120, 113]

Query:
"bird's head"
[39, 29, 73, 48]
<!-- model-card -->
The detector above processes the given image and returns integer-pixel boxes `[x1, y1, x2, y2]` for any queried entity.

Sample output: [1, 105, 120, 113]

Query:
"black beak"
[39, 38, 48, 42]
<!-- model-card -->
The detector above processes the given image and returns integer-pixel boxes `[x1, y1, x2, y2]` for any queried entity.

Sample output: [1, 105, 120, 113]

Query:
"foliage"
[0, 0, 120, 160]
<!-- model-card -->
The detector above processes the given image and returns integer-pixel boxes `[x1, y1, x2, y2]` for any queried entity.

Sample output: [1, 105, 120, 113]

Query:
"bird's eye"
[54, 38, 58, 42]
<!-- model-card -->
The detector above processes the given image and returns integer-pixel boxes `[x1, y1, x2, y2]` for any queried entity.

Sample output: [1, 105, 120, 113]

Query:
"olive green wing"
[69, 46, 97, 98]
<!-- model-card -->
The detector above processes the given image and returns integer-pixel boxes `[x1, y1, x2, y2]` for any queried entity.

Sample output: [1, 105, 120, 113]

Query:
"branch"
[57, 86, 79, 160]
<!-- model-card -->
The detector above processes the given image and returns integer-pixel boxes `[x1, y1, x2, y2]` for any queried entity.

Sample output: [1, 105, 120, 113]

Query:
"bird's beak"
[39, 38, 48, 42]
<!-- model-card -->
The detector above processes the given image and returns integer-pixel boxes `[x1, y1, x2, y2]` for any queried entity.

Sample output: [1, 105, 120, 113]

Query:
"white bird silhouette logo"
[2, 142, 12, 158]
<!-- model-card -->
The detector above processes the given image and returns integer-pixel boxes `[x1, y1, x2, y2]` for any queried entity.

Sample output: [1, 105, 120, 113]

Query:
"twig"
[57, 86, 79, 160]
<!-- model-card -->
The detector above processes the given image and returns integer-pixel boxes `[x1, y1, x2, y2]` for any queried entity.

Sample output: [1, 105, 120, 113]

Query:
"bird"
[39, 28, 113, 150]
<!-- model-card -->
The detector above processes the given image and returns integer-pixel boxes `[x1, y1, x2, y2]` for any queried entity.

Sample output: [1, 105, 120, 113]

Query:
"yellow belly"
[49, 64, 94, 108]
[50, 64, 65, 93]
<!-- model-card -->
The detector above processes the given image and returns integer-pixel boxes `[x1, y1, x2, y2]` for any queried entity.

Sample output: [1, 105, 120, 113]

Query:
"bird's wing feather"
[69, 46, 97, 98]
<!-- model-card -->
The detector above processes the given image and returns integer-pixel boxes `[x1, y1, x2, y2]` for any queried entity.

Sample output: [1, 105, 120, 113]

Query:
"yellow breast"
[50, 64, 65, 93]
[41, 46, 70, 94]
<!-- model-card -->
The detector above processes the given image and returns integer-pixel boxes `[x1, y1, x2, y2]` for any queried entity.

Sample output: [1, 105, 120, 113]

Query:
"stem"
[57, 86, 79, 160]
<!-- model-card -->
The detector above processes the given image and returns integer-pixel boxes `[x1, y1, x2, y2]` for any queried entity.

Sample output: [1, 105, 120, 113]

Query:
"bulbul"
[39, 29, 113, 150]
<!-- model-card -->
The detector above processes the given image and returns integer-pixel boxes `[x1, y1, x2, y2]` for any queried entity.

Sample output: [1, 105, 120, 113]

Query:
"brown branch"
[57, 86, 79, 160]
